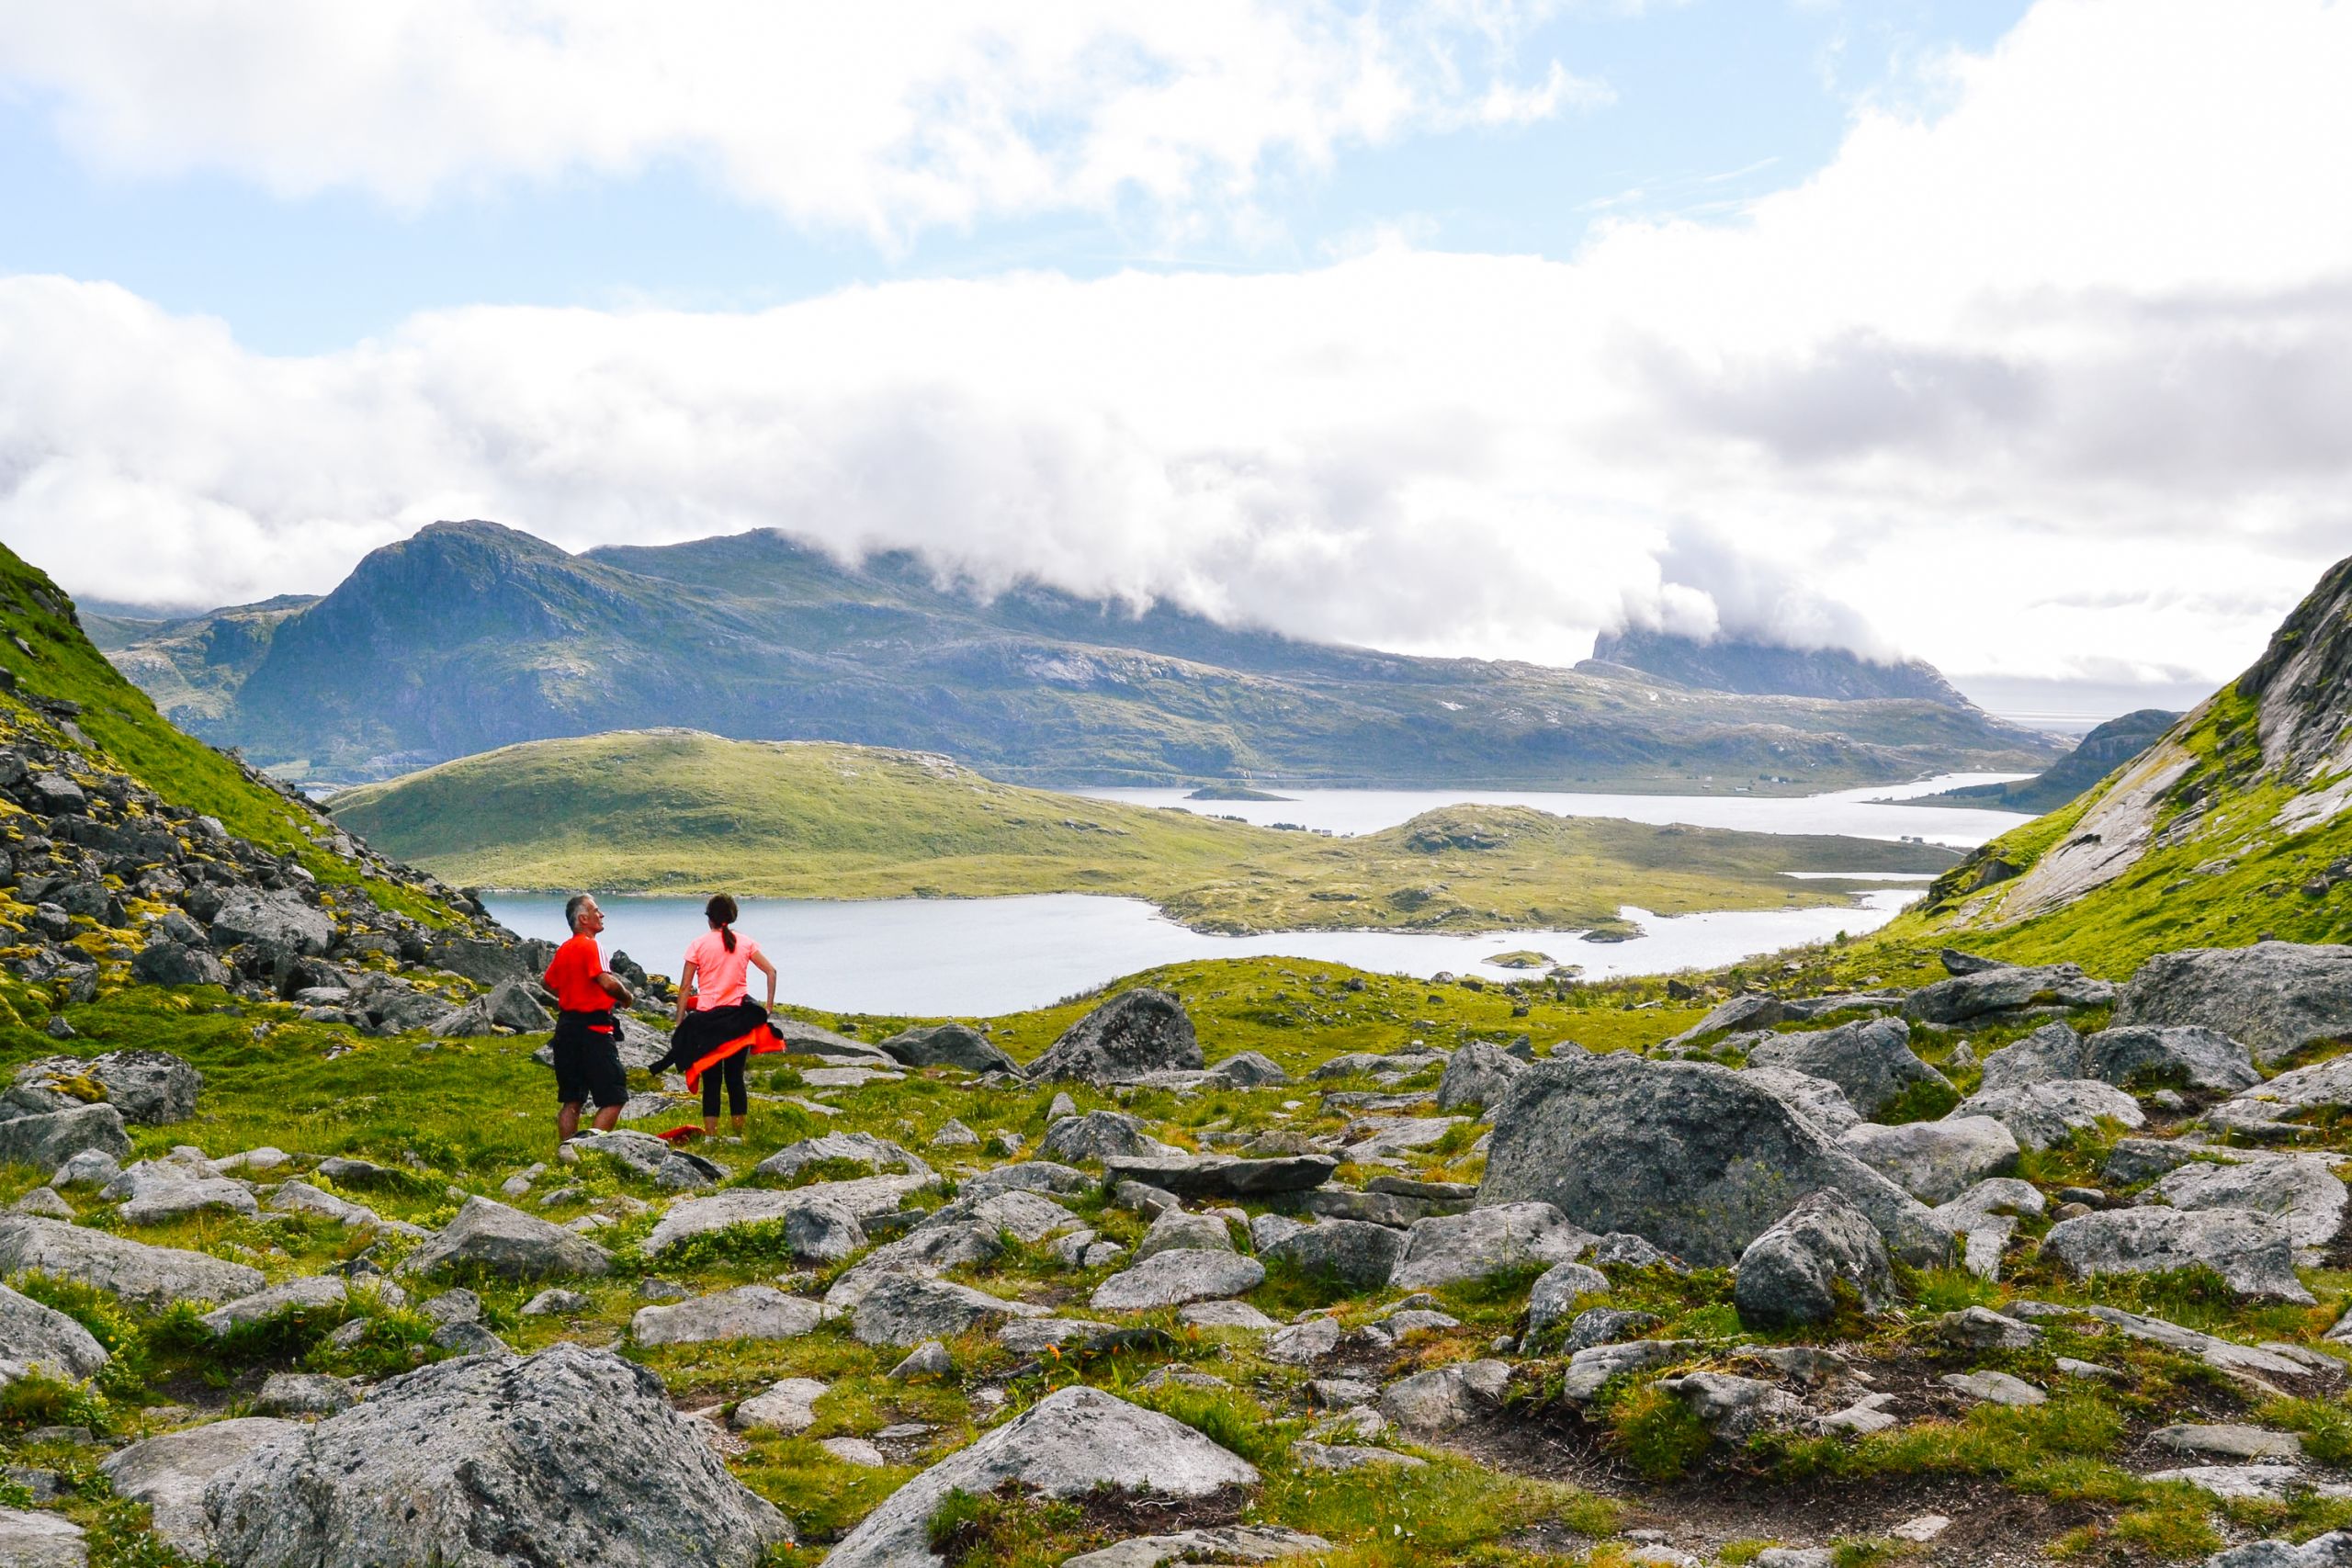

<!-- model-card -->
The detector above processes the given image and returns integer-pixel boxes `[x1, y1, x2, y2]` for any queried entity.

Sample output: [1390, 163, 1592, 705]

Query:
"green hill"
[328, 728, 1960, 936]
[1860, 552, 2352, 976]
[106, 519, 2057, 789]
[1905, 706, 2180, 817]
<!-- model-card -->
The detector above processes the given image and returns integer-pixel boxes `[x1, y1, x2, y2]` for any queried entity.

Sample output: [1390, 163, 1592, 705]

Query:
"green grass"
[325, 729, 1958, 936]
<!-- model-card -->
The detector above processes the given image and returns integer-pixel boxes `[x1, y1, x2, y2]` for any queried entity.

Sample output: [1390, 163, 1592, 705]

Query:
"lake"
[481, 771, 2024, 1013]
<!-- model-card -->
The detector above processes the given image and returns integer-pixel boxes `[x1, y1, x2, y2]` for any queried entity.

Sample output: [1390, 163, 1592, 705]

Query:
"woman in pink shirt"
[659, 894, 779, 1136]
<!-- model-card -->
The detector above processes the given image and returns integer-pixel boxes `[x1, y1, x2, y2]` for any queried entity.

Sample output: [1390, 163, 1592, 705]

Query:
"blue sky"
[1, 2, 2030, 354]
[0, 0, 2345, 716]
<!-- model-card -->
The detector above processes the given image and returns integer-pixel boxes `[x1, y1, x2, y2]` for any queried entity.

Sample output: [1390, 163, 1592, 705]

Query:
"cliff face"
[1920, 708, 2181, 816]
[96, 521, 2057, 789]
[1584, 626, 1972, 708]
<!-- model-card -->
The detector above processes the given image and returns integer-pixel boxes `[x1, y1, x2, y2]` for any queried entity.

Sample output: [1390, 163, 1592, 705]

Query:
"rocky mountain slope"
[1881, 552, 2352, 974]
[324, 728, 1956, 936]
[1912, 707, 2182, 817]
[96, 520, 2056, 789]
[1584, 626, 1972, 707]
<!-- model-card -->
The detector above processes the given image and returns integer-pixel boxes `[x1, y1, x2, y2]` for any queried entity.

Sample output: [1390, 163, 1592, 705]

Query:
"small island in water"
[1185, 783, 1295, 801]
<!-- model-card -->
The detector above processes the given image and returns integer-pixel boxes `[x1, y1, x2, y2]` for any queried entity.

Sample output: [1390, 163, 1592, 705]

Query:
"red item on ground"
[654, 1125, 705, 1144]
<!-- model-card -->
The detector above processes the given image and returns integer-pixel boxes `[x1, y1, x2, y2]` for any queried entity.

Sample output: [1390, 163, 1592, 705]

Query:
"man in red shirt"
[544, 893, 635, 1145]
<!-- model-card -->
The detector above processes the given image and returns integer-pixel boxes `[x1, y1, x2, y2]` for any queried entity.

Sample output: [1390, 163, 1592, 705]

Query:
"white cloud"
[2, 0, 2350, 693]
[0, 1, 1593, 243]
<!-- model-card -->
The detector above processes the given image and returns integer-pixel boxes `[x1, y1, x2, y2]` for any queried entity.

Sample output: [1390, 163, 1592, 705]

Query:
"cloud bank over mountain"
[1, 0, 2347, 692]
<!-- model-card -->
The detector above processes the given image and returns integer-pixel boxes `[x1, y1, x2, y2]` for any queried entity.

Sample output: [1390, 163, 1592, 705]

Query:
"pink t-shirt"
[683, 930, 762, 1009]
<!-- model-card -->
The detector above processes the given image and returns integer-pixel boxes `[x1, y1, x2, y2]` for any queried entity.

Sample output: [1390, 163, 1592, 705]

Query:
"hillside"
[103, 520, 2057, 789]
[1861, 552, 2352, 975]
[1584, 625, 1970, 706]
[1905, 706, 2180, 816]
[327, 728, 1960, 935]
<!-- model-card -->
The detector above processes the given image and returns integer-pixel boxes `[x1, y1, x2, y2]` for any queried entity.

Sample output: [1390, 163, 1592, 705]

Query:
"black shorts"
[551, 1011, 629, 1109]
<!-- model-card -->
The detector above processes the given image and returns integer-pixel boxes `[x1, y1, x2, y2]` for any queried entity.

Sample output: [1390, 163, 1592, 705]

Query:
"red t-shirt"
[543, 933, 611, 1014]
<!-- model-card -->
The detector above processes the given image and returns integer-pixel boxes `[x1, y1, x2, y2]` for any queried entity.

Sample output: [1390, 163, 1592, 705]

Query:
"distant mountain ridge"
[1912, 708, 2182, 817]
[1584, 626, 1971, 706]
[98, 519, 2057, 789]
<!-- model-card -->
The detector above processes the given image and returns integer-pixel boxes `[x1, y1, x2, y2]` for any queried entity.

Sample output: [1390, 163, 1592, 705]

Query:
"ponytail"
[705, 893, 740, 953]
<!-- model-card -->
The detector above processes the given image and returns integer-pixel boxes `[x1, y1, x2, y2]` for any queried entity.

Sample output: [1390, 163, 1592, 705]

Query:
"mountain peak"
[2240, 553, 2352, 784]
[1585, 626, 1971, 708]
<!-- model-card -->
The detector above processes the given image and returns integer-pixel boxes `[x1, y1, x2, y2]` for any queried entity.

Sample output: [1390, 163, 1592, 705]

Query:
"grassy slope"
[327, 729, 1957, 935]
[0, 545, 457, 926]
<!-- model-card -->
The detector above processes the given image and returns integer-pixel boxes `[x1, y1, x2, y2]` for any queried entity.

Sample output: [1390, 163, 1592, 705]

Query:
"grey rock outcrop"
[633, 1285, 823, 1347]
[199, 1344, 792, 1567]
[1733, 1189, 1895, 1328]
[1839, 1116, 2019, 1204]
[2114, 944, 2352, 1066]
[209, 887, 335, 955]
[0, 1214, 263, 1305]
[1436, 1042, 1524, 1111]
[1977, 1022, 2091, 1095]
[1100, 1152, 1336, 1198]
[1747, 1018, 1948, 1121]
[2042, 1207, 2313, 1303]
[877, 1023, 1016, 1074]
[401, 1196, 615, 1280]
[1091, 1250, 1266, 1311]
[732, 1376, 827, 1434]
[0, 1104, 130, 1170]
[2082, 1026, 2262, 1092]
[1379, 1359, 1510, 1436]
[1263, 1219, 1408, 1291]
[1954, 1079, 2145, 1151]
[1477, 1053, 1951, 1268]
[852, 1274, 1043, 1346]
[1739, 1066, 1863, 1136]
[823, 1385, 1256, 1568]
[752, 1132, 931, 1184]
[1023, 989, 1201, 1083]
[1905, 963, 2116, 1023]
[0, 1506, 85, 1567]
[2140, 1156, 2349, 1251]
[1133, 1208, 1234, 1261]
[1040, 1111, 1173, 1163]
[100, 1417, 302, 1560]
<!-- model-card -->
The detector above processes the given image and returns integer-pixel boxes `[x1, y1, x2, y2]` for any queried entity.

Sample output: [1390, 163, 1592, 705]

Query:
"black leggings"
[702, 1053, 748, 1119]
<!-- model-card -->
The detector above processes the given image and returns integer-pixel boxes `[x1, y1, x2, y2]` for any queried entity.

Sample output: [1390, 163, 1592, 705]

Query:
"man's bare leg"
[557, 1100, 582, 1144]
[731, 1115, 746, 1136]
[591, 1103, 622, 1134]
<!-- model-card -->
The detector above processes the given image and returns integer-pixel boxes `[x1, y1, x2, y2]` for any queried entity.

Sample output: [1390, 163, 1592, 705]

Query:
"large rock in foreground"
[201, 1343, 792, 1567]
[1476, 1055, 1951, 1268]
[2042, 1207, 2313, 1303]
[0, 1215, 263, 1306]
[824, 1385, 1256, 1568]
[401, 1196, 614, 1280]
[2114, 944, 2352, 1066]
[0, 1104, 130, 1170]
[1023, 989, 1201, 1084]
[1734, 1189, 1895, 1329]
[101, 1417, 301, 1559]
[0, 1280, 110, 1379]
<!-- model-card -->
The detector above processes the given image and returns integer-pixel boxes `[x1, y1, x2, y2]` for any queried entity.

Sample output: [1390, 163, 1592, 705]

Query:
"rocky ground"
[8, 891, 2352, 1566]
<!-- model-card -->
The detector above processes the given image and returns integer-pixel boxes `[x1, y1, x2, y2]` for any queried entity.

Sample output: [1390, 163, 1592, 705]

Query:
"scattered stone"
[48, 1149, 118, 1187]
[1039, 1111, 1170, 1163]
[1133, 1208, 1234, 1261]
[2041, 1207, 2313, 1303]
[251, 1371, 359, 1417]
[753, 1132, 931, 1183]
[732, 1377, 827, 1434]
[889, 1340, 954, 1381]
[0, 1215, 263, 1306]
[1291, 1441, 1425, 1472]
[2143, 1155, 2349, 1250]
[0, 1105, 131, 1171]
[1178, 1300, 1277, 1331]
[1378, 1359, 1510, 1436]
[1436, 1042, 1524, 1111]
[1523, 1260, 1611, 1338]
[2081, 1025, 2263, 1092]
[98, 1417, 302, 1560]
[1936, 1306, 2041, 1350]
[1059, 1525, 1332, 1568]
[1747, 1017, 1949, 1121]
[2113, 943, 2352, 1066]
[1104, 1152, 1336, 1199]
[1656, 1371, 1803, 1439]
[1955, 1078, 2146, 1151]
[1265, 1317, 1342, 1365]
[1262, 1220, 1408, 1291]
[0, 1506, 85, 1568]
[522, 1288, 590, 1317]
[1942, 1371, 2046, 1406]
[1091, 1250, 1265, 1312]
[633, 1286, 823, 1347]
[822, 1386, 1255, 1568]
[641, 1177, 930, 1257]
[821, 1437, 888, 1467]
[877, 1023, 1017, 1074]
[10, 1188, 73, 1220]
[1734, 1189, 1894, 1329]
[1560, 1308, 1663, 1354]
[1888, 1515, 1952, 1544]
[1204, 1052, 1289, 1088]
[1906, 963, 2114, 1024]
[1559, 1339, 1702, 1404]
[2153, 1424, 2306, 1461]
[0, 1282, 108, 1380]
[198, 1275, 348, 1336]
[1739, 1066, 1864, 1137]
[852, 1274, 1043, 1347]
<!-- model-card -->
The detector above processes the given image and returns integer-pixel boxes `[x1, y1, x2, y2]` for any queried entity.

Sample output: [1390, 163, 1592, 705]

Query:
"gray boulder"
[1733, 1189, 1895, 1329]
[132, 938, 230, 988]
[201, 1344, 791, 1567]
[252, 1371, 361, 1417]
[485, 978, 553, 1032]
[1389, 1201, 1593, 1290]
[852, 1274, 1042, 1347]
[198, 1275, 348, 1336]
[732, 1377, 827, 1434]
[1378, 1359, 1510, 1436]
[0, 1280, 109, 1379]
[209, 888, 334, 955]
[639, 1175, 928, 1256]
[1091, 1250, 1265, 1312]
[960, 1161, 1092, 1201]
[0, 1215, 262, 1306]
[1134, 1209, 1233, 1261]
[876, 1023, 1016, 1074]
[1039, 1111, 1172, 1163]
[1747, 1018, 1949, 1121]
[1477, 1053, 1951, 1268]
[2042, 1207, 2313, 1303]
[1905, 963, 2115, 1024]
[1739, 1066, 1863, 1136]
[1100, 1152, 1336, 1199]
[100, 1417, 302, 1559]
[632, 1285, 823, 1347]
[2141, 1156, 2349, 1251]
[1954, 1079, 2145, 1151]
[1204, 1052, 1289, 1088]
[2199, 1535, 2352, 1567]
[823, 1385, 1256, 1568]
[1667, 993, 1784, 1047]
[2082, 1026, 2262, 1092]
[1523, 1260, 1611, 1339]
[0, 1506, 86, 1567]
[1977, 1022, 2090, 1095]
[2114, 944, 2352, 1066]
[1263, 1220, 1408, 1291]
[1436, 1043, 1524, 1111]
[402, 1196, 614, 1280]
[85, 1050, 202, 1123]
[752, 1132, 931, 1184]
[0, 1104, 130, 1169]
[1023, 989, 1201, 1083]
[823, 1223, 1004, 1312]
[1839, 1117, 2019, 1204]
